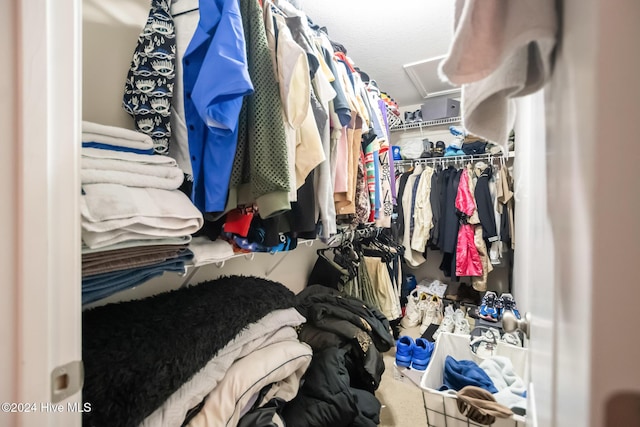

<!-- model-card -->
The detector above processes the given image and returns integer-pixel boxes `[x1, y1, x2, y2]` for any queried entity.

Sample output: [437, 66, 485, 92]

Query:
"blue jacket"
[183, 0, 253, 213]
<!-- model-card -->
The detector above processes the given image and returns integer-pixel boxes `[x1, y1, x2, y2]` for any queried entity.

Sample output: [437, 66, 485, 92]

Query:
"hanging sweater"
[229, 0, 291, 219]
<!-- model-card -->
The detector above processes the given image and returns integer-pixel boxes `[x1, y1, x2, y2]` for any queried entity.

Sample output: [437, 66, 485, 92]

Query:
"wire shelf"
[389, 116, 462, 132]
[393, 152, 515, 170]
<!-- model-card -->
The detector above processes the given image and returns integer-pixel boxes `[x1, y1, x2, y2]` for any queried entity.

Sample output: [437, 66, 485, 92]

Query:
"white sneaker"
[432, 305, 455, 340]
[501, 331, 522, 347]
[453, 309, 471, 335]
[419, 295, 444, 333]
[470, 327, 501, 358]
[401, 289, 428, 328]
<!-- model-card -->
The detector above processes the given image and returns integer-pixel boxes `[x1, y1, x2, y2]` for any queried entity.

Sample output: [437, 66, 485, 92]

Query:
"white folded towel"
[82, 147, 177, 166]
[81, 157, 184, 190]
[439, 0, 557, 151]
[82, 228, 198, 250]
[82, 121, 154, 152]
[189, 236, 235, 266]
[81, 183, 203, 225]
[80, 184, 203, 248]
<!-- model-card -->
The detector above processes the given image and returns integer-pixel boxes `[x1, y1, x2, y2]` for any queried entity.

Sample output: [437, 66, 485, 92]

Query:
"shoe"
[411, 338, 434, 370]
[449, 126, 466, 137]
[432, 305, 456, 340]
[420, 139, 433, 158]
[414, 109, 423, 122]
[449, 283, 482, 305]
[401, 289, 428, 329]
[499, 293, 521, 320]
[470, 329, 499, 358]
[433, 140, 446, 157]
[404, 111, 415, 123]
[453, 309, 471, 335]
[419, 295, 444, 334]
[395, 336, 415, 368]
[501, 331, 522, 347]
[425, 279, 447, 298]
[478, 291, 499, 322]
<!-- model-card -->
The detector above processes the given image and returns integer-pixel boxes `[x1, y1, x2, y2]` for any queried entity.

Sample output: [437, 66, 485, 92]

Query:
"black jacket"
[284, 285, 394, 427]
[474, 166, 498, 241]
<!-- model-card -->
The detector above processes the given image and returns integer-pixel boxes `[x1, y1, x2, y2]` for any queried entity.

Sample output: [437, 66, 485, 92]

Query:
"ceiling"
[299, 0, 457, 108]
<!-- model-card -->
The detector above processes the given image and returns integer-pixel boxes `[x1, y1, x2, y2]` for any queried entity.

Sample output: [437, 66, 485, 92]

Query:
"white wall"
[543, 0, 640, 425]
[84, 241, 323, 308]
[83, 0, 150, 129]
[589, 0, 640, 424]
[0, 0, 18, 418]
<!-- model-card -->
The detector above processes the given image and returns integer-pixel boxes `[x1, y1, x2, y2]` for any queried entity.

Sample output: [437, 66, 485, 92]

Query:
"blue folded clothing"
[82, 250, 193, 305]
[439, 355, 498, 393]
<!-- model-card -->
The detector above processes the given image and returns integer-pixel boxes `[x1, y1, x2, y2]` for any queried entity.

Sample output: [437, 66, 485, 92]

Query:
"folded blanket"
[81, 184, 202, 224]
[439, 0, 557, 151]
[82, 276, 297, 427]
[82, 247, 185, 277]
[82, 121, 154, 154]
[82, 244, 189, 263]
[189, 236, 235, 266]
[82, 228, 197, 250]
[187, 340, 312, 427]
[82, 250, 193, 305]
[81, 157, 184, 190]
[82, 235, 192, 255]
[80, 184, 203, 249]
[82, 147, 177, 166]
[140, 308, 306, 427]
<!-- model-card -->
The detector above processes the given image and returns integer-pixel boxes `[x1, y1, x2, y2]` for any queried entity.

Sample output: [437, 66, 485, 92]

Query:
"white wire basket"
[419, 332, 528, 427]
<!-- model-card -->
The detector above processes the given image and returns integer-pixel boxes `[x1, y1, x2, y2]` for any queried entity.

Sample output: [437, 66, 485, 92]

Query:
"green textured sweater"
[230, 0, 290, 218]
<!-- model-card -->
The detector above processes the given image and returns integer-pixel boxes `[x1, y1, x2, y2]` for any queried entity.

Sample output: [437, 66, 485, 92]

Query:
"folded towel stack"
[81, 121, 204, 305]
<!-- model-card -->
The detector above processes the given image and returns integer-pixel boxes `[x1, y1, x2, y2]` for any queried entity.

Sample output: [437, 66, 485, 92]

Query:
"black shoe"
[414, 109, 423, 122]
[433, 140, 446, 157]
[404, 111, 415, 123]
[420, 139, 433, 158]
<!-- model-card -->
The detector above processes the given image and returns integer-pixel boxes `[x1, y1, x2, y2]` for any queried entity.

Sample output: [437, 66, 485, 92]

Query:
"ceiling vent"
[403, 55, 460, 99]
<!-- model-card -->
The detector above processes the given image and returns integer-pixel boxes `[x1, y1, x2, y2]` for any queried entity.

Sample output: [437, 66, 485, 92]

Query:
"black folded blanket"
[82, 275, 295, 427]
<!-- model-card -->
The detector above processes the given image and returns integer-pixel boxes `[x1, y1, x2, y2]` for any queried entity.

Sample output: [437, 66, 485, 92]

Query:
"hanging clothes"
[474, 162, 499, 243]
[228, 0, 291, 219]
[123, 0, 176, 154]
[411, 166, 435, 252]
[401, 166, 427, 267]
[455, 167, 483, 277]
[428, 168, 443, 248]
[178, 0, 254, 213]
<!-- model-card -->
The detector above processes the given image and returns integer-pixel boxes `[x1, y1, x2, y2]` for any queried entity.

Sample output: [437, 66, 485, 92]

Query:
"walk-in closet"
[3, 0, 640, 426]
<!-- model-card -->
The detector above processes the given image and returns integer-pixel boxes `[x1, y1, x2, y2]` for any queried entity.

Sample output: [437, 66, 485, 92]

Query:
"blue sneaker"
[479, 291, 499, 322]
[395, 336, 415, 368]
[411, 338, 434, 371]
[499, 293, 521, 320]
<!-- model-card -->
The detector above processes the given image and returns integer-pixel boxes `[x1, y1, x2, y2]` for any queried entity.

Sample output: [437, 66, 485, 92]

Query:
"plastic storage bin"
[421, 97, 461, 121]
[419, 332, 528, 426]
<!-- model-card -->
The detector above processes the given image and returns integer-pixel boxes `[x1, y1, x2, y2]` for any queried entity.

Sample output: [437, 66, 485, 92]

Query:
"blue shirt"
[182, 0, 253, 213]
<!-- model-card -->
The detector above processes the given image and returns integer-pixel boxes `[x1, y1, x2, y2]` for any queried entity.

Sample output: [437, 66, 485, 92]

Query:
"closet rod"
[327, 224, 384, 247]
[394, 151, 513, 167]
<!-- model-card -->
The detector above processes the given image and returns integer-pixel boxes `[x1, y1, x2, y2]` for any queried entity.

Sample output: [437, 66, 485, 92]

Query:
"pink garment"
[334, 126, 349, 193]
[455, 170, 483, 276]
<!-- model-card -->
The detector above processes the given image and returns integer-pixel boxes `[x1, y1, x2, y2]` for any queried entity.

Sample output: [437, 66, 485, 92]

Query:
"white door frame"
[2, 0, 83, 425]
